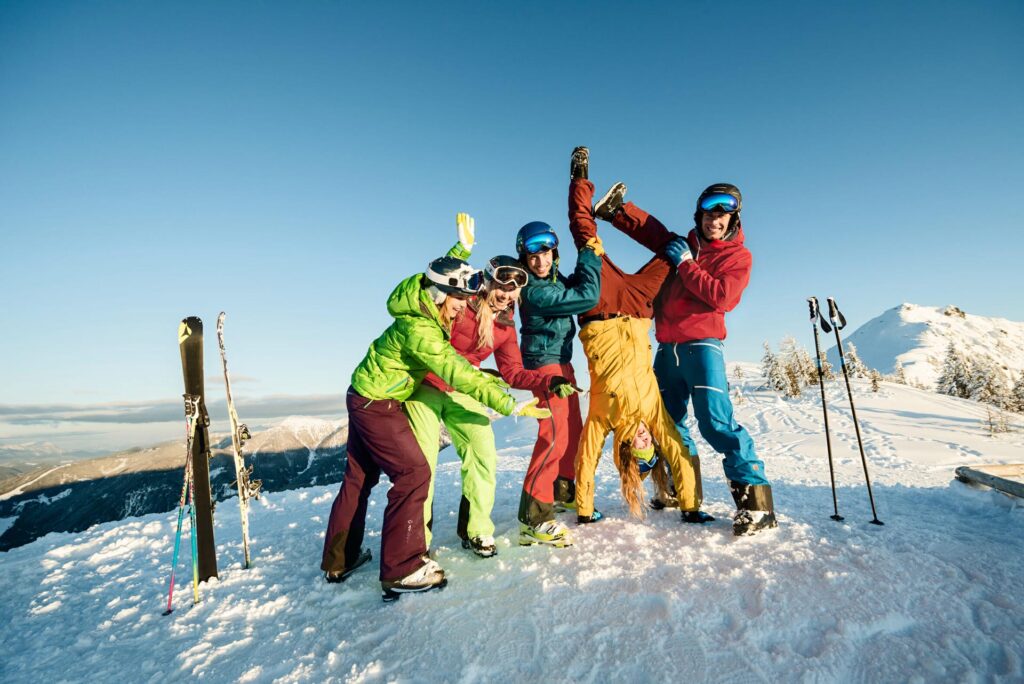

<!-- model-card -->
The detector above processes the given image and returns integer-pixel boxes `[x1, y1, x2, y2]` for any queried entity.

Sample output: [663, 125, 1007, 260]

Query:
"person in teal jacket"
[321, 214, 550, 601]
[515, 220, 603, 547]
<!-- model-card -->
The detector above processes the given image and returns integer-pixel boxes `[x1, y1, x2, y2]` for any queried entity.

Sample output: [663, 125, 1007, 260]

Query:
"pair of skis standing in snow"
[164, 314, 259, 614]
[319, 147, 778, 601]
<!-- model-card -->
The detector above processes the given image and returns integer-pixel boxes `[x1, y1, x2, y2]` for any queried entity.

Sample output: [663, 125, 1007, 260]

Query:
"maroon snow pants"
[321, 387, 431, 582]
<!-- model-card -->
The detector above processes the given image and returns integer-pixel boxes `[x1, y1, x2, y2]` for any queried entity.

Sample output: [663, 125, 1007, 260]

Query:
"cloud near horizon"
[0, 394, 346, 427]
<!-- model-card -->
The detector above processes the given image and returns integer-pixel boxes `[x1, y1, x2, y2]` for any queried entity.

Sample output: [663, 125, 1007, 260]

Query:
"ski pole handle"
[808, 297, 819, 321]
[826, 297, 847, 330]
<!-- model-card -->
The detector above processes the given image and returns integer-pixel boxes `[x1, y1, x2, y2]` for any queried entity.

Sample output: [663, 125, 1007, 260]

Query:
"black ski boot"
[681, 510, 716, 524]
[577, 510, 604, 524]
[571, 146, 589, 181]
[730, 481, 778, 536]
[324, 548, 372, 583]
[553, 476, 577, 512]
[594, 182, 627, 221]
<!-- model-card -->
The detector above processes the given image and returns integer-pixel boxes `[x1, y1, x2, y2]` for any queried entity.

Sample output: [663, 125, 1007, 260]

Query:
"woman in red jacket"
[593, 181, 778, 536]
[405, 255, 563, 557]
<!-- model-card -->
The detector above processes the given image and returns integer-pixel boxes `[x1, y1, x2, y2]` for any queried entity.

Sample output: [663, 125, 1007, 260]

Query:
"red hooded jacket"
[612, 202, 752, 343]
[422, 297, 553, 394]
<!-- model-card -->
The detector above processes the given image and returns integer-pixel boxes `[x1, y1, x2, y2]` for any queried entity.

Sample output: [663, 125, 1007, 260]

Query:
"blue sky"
[1, 1, 1022, 449]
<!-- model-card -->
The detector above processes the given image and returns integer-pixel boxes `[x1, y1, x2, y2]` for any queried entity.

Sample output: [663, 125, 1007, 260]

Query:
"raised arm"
[523, 247, 602, 316]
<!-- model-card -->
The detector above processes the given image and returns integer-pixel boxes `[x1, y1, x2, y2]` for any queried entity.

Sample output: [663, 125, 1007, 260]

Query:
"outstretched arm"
[492, 326, 555, 393]
[568, 180, 599, 250]
[611, 203, 679, 253]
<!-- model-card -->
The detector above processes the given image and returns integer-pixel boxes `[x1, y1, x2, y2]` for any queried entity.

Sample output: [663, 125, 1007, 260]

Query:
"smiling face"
[700, 210, 733, 241]
[489, 283, 520, 312]
[631, 422, 652, 450]
[526, 249, 553, 279]
[440, 294, 469, 319]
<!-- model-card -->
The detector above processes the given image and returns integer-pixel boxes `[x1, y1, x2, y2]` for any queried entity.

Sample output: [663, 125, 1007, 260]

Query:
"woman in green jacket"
[321, 214, 549, 601]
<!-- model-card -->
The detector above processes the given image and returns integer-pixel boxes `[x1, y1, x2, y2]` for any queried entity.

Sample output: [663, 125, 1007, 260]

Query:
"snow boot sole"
[381, 578, 448, 603]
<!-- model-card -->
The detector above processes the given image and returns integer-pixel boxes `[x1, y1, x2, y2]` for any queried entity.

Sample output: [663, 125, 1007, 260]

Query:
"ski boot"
[594, 182, 627, 221]
[730, 481, 778, 536]
[461, 535, 498, 558]
[577, 509, 604, 525]
[553, 476, 577, 512]
[324, 548, 372, 583]
[381, 557, 448, 602]
[681, 510, 716, 524]
[571, 146, 589, 181]
[519, 520, 573, 547]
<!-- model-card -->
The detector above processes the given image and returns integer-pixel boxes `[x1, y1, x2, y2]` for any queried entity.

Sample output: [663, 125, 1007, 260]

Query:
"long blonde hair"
[614, 441, 671, 520]
[475, 285, 520, 350]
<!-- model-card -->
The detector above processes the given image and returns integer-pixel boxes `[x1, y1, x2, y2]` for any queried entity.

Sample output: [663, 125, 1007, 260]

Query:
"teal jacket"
[519, 246, 602, 370]
[350, 246, 515, 416]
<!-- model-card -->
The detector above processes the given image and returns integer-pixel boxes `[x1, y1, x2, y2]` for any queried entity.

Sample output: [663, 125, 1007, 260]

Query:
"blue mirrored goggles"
[699, 193, 739, 213]
[637, 453, 659, 474]
[523, 233, 558, 254]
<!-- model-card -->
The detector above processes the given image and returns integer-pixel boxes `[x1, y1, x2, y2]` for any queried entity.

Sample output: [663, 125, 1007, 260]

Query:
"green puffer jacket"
[350, 262, 516, 416]
[519, 246, 602, 370]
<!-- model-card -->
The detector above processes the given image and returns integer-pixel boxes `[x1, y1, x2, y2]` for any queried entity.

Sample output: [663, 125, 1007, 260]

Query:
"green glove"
[514, 397, 552, 420]
[548, 375, 578, 399]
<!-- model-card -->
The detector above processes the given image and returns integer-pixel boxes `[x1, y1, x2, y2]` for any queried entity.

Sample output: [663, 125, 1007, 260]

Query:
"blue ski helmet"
[424, 256, 484, 297]
[515, 221, 559, 259]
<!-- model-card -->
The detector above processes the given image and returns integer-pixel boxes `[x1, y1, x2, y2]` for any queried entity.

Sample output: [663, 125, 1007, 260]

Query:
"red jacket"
[656, 227, 752, 343]
[610, 202, 752, 344]
[422, 297, 553, 394]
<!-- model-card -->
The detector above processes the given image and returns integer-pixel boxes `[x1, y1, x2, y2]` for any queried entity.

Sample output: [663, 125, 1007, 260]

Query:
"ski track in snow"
[1, 379, 1023, 682]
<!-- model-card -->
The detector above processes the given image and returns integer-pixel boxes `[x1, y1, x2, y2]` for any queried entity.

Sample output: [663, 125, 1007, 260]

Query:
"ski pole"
[826, 297, 883, 526]
[163, 395, 200, 615]
[187, 425, 201, 605]
[808, 297, 843, 522]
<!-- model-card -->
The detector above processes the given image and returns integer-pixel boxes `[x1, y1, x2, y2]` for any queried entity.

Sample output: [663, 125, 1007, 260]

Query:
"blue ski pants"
[653, 339, 769, 486]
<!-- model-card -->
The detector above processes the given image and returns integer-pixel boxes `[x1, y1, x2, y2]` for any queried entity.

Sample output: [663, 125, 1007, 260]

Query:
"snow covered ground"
[1, 368, 1022, 682]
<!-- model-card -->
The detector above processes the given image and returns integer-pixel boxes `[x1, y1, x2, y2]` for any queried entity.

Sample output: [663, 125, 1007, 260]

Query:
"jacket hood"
[387, 274, 443, 326]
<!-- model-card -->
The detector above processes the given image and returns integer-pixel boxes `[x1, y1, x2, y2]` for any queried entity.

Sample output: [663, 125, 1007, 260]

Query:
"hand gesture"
[457, 212, 475, 252]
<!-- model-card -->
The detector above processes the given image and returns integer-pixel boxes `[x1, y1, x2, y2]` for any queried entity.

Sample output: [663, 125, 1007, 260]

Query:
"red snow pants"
[321, 387, 432, 582]
[517, 362, 582, 526]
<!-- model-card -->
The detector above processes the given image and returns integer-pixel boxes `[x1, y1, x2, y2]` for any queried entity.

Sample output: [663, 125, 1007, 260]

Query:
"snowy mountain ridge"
[827, 303, 1024, 390]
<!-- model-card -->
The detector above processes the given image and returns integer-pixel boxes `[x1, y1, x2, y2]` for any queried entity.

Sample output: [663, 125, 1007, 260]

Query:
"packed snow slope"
[828, 303, 1024, 389]
[1, 368, 1022, 683]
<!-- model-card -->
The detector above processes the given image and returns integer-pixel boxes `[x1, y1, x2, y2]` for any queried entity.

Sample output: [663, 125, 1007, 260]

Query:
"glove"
[664, 237, 692, 266]
[457, 212, 475, 252]
[548, 375, 578, 398]
[514, 397, 552, 420]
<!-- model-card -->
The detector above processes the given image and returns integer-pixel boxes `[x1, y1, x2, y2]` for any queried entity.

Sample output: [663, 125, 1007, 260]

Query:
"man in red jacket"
[593, 181, 778, 536]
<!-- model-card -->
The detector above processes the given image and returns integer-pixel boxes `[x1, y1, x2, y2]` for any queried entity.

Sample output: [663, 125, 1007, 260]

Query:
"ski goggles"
[522, 232, 558, 254]
[425, 266, 484, 295]
[489, 263, 528, 288]
[699, 193, 740, 213]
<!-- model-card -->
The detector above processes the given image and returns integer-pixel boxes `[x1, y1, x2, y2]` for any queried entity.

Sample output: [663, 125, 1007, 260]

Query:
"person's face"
[632, 422, 652, 450]
[526, 249, 553, 278]
[490, 284, 520, 312]
[701, 210, 733, 241]
[441, 294, 469, 319]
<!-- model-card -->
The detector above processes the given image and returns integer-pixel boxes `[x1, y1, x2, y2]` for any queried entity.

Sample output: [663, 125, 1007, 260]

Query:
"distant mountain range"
[0, 415, 461, 552]
[827, 303, 1024, 389]
[0, 417, 349, 551]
